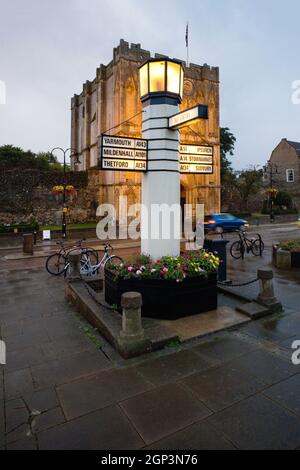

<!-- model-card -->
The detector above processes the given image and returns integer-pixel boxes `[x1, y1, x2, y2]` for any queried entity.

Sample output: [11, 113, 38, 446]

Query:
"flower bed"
[279, 240, 300, 253]
[105, 252, 220, 320]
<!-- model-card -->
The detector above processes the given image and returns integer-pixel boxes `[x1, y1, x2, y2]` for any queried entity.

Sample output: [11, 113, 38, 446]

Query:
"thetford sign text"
[100, 135, 148, 172]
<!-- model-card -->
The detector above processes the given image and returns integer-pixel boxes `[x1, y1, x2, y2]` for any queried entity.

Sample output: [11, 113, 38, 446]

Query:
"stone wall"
[0, 169, 98, 225]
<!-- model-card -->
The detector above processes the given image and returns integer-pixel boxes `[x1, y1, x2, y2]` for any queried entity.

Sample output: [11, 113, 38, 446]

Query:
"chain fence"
[82, 277, 116, 311]
[218, 278, 259, 288]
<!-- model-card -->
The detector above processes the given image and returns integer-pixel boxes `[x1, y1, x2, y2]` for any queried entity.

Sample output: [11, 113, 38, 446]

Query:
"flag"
[185, 23, 189, 48]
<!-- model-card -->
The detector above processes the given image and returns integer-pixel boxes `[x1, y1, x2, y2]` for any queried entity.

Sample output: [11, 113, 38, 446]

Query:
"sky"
[0, 0, 299, 169]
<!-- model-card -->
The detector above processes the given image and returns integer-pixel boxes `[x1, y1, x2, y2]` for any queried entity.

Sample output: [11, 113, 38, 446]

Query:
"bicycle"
[230, 231, 265, 260]
[45, 239, 98, 276]
[71, 243, 123, 277]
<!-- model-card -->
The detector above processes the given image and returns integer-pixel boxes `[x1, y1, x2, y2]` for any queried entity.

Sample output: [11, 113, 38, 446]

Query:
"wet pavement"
[0, 224, 300, 450]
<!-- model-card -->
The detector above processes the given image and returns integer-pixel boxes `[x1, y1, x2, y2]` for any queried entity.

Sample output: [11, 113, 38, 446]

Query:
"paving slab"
[208, 394, 300, 450]
[7, 436, 37, 450]
[22, 387, 59, 412]
[228, 349, 297, 386]
[161, 306, 250, 342]
[30, 350, 111, 389]
[194, 334, 258, 365]
[146, 420, 236, 450]
[5, 346, 47, 373]
[57, 367, 154, 420]
[5, 368, 35, 400]
[182, 363, 266, 412]
[236, 302, 270, 319]
[263, 374, 300, 417]
[38, 405, 144, 450]
[120, 383, 212, 445]
[136, 349, 212, 386]
[32, 407, 65, 434]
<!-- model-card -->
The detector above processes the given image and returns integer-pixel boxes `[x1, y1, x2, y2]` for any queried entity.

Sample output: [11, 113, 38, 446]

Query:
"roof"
[287, 140, 300, 157]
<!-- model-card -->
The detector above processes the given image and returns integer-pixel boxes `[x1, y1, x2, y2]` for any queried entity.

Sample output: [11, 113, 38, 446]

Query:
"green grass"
[40, 222, 97, 231]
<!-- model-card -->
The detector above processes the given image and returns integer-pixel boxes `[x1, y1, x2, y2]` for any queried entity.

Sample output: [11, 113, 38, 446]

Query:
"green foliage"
[220, 127, 236, 180]
[261, 206, 298, 215]
[279, 239, 300, 253]
[234, 167, 263, 210]
[0, 145, 64, 171]
[0, 222, 39, 233]
[274, 191, 293, 209]
[106, 252, 220, 282]
[230, 211, 252, 219]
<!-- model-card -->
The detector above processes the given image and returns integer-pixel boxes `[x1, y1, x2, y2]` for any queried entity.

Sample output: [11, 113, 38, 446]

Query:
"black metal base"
[291, 252, 300, 268]
[105, 270, 218, 320]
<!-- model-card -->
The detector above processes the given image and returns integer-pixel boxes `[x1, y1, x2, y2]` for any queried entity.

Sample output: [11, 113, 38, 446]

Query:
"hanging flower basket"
[266, 187, 278, 197]
[52, 185, 77, 197]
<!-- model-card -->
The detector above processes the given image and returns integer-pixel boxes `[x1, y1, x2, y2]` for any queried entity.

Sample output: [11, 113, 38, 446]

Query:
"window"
[286, 169, 295, 183]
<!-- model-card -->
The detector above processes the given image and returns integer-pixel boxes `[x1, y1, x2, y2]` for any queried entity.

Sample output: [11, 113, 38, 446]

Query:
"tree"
[0, 145, 63, 171]
[220, 127, 236, 180]
[274, 191, 293, 209]
[235, 167, 263, 210]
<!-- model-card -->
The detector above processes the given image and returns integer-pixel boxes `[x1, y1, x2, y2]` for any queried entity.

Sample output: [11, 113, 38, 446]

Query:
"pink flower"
[151, 268, 156, 273]
[127, 266, 133, 272]
[162, 267, 169, 273]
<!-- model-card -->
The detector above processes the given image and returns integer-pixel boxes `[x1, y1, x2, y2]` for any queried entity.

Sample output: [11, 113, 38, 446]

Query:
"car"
[204, 213, 249, 233]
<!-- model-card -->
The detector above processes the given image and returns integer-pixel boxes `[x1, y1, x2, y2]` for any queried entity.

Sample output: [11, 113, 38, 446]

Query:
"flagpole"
[186, 22, 189, 68]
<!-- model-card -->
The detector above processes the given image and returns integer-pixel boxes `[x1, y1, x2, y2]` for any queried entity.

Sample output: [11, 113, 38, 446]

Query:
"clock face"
[183, 79, 194, 97]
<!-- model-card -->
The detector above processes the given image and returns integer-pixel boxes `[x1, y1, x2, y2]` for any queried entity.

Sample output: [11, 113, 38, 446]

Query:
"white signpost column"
[139, 58, 185, 259]
[141, 101, 181, 258]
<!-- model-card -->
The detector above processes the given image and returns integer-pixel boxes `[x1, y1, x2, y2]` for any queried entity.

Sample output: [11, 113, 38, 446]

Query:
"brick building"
[268, 139, 300, 190]
[71, 39, 221, 217]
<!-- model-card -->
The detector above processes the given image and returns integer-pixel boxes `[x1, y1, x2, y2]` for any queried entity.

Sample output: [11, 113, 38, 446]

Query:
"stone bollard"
[257, 269, 282, 311]
[117, 292, 150, 358]
[67, 250, 81, 281]
[23, 233, 34, 255]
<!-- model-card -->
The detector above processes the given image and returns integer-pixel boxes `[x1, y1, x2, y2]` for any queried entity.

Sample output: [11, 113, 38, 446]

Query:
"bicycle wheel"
[251, 239, 265, 256]
[45, 253, 67, 276]
[230, 241, 244, 260]
[81, 248, 98, 265]
[104, 256, 123, 269]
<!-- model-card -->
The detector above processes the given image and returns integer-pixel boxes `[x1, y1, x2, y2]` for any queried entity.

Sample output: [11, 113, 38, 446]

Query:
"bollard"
[67, 250, 81, 281]
[120, 292, 144, 342]
[23, 233, 34, 255]
[117, 292, 150, 358]
[257, 269, 281, 310]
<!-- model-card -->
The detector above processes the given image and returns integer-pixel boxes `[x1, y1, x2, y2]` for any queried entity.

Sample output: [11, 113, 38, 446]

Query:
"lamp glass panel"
[167, 62, 181, 95]
[180, 68, 184, 98]
[149, 61, 165, 93]
[140, 64, 148, 97]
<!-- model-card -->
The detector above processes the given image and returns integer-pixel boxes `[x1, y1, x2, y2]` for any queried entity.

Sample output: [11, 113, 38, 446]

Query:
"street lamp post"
[51, 147, 80, 239]
[139, 58, 184, 258]
[264, 162, 278, 223]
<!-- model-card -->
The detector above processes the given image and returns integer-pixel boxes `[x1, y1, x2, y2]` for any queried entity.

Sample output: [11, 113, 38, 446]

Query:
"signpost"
[169, 105, 208, 130]
[179, 144, 213, 174]
[100, 134, 148, 172]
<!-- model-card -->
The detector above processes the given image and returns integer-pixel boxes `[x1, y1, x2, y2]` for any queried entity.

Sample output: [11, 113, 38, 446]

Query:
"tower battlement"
[73, 39, 219, 100]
